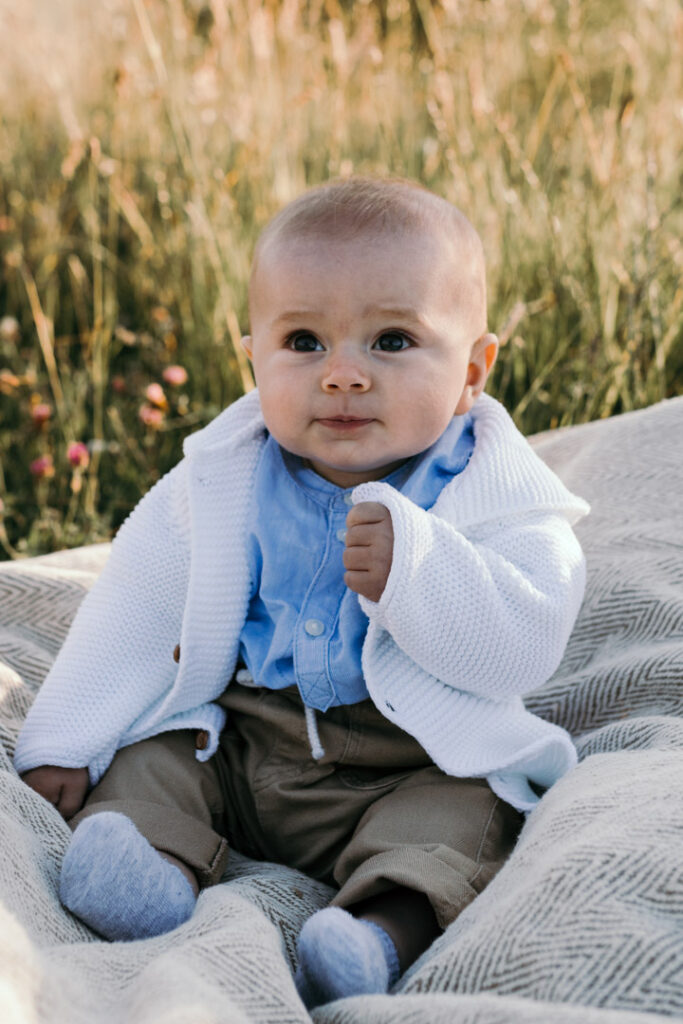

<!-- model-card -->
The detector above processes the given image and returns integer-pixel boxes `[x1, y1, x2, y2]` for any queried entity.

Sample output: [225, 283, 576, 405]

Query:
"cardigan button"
[173, 644, 181, 663]
[196, 730, 209, 751]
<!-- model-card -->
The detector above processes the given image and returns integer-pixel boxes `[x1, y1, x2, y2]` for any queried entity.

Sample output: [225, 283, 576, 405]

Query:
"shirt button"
[336, 528, 347, 542]
[343, 492, 354, 506]
[304, 619, 325, 637]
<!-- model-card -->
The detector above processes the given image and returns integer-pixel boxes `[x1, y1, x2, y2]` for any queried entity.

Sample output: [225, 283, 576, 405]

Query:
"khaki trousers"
[72, 684, 522, 929]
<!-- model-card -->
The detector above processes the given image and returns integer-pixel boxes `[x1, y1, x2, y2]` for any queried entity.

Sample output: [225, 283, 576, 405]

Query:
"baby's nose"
[321, 354, 370, 392]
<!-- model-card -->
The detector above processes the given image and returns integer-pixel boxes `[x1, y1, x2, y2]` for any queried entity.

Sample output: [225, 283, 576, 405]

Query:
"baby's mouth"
[317, 416, 375, 430]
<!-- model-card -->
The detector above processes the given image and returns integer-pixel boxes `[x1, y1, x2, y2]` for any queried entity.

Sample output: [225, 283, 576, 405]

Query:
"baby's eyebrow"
[361, 304, 424, 322]
[270, 305, 429, 328]
[272, 310, 319, 324]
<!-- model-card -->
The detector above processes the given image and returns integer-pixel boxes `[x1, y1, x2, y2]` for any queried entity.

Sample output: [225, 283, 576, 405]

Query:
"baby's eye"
[287, 332, 323, 352]
[373, 331, 412, 352]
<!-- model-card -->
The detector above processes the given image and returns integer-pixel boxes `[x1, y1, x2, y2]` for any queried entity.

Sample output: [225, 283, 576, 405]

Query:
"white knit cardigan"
[14, 391, 589, 811]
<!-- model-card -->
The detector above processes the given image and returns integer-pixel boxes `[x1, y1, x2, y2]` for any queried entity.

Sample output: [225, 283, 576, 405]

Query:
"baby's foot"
[60, 811, 196, 941]
[295, 906, 400, 1009]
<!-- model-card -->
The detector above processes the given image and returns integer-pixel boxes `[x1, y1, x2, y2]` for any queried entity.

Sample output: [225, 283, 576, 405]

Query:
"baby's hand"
[343, 501, 394, 603]
[21, 765, 89, 820]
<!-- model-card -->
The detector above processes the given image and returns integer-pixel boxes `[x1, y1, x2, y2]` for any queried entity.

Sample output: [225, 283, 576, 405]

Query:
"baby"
[15, 177, 589, 1008]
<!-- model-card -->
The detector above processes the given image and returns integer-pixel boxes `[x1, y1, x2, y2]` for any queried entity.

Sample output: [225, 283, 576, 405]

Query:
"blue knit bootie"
[60, 811, 196, 941]
[295, 906, 401, 1009]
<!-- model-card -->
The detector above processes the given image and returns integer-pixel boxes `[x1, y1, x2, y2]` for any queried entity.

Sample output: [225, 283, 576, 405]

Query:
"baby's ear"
[482, 333, 498, 373]
[454, 333, 499, 415]
[241, 335, 253, 360]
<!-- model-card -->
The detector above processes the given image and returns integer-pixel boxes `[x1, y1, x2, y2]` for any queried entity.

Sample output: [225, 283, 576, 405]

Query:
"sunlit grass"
[0, 0, 681, 557]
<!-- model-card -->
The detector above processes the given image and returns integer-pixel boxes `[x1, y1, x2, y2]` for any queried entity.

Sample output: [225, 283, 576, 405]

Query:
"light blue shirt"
[239, 414, 475, 711]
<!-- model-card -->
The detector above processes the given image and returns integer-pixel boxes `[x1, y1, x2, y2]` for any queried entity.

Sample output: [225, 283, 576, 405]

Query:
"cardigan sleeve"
[13, 460, 192, 780]
[354, 485, 586, 701]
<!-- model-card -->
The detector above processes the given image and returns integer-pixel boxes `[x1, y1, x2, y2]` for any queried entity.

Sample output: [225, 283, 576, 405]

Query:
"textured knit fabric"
[240, 414, 474, 710]
[13, 391, 588, 811]
[295, 908, 401, 1008]
[60, 812, 196, 941]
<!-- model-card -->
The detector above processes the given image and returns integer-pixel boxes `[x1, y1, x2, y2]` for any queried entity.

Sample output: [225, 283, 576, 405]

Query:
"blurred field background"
[0, 0, 680, 558]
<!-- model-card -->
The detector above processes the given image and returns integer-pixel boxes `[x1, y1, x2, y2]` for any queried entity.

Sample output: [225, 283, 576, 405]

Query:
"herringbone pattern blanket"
[1, 397, 681, 1024]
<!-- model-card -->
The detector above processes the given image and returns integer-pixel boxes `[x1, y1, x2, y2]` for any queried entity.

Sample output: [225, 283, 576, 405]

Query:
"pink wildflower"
[31, 403, 52, 425]
[111, 375, 126, 393]
[144, 382, 168, 409]
[67, 442, 90, 468]
[162, 364, 188, 386]
[30, 454, 55, 479]
[139, 404, 164, 429]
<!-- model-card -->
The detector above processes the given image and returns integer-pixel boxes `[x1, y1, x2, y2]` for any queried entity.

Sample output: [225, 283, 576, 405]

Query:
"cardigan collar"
[182, 387, 589, 529]
[183, 386, 264, 459]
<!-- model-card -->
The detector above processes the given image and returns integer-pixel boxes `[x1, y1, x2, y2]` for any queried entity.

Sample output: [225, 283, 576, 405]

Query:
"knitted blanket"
[1, 396, 681, 1024]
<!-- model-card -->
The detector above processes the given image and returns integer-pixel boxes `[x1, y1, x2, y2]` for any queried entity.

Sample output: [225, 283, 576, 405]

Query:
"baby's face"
[243, 228, 496, 488]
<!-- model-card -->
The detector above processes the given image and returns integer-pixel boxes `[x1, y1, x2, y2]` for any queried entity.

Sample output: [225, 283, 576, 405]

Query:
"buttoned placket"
[293, 489, 354, 713]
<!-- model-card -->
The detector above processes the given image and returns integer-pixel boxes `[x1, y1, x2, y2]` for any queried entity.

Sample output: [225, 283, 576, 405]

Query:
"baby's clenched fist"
[21, 765, 89, 820]
[343, 501, 394, 603]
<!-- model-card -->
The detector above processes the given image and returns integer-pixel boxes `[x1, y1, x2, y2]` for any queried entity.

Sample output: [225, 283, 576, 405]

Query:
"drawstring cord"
[236, 667, 325, 761]
[305, 704, 325, 761]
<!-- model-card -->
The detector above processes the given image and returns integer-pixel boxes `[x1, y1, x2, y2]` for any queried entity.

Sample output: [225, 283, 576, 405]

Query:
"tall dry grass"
[0, 0, 681, 556]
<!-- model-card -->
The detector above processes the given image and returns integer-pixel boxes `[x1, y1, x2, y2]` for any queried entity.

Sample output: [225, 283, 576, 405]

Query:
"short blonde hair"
[254, 176, 473, 256]
[250, 176, 488, 333]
